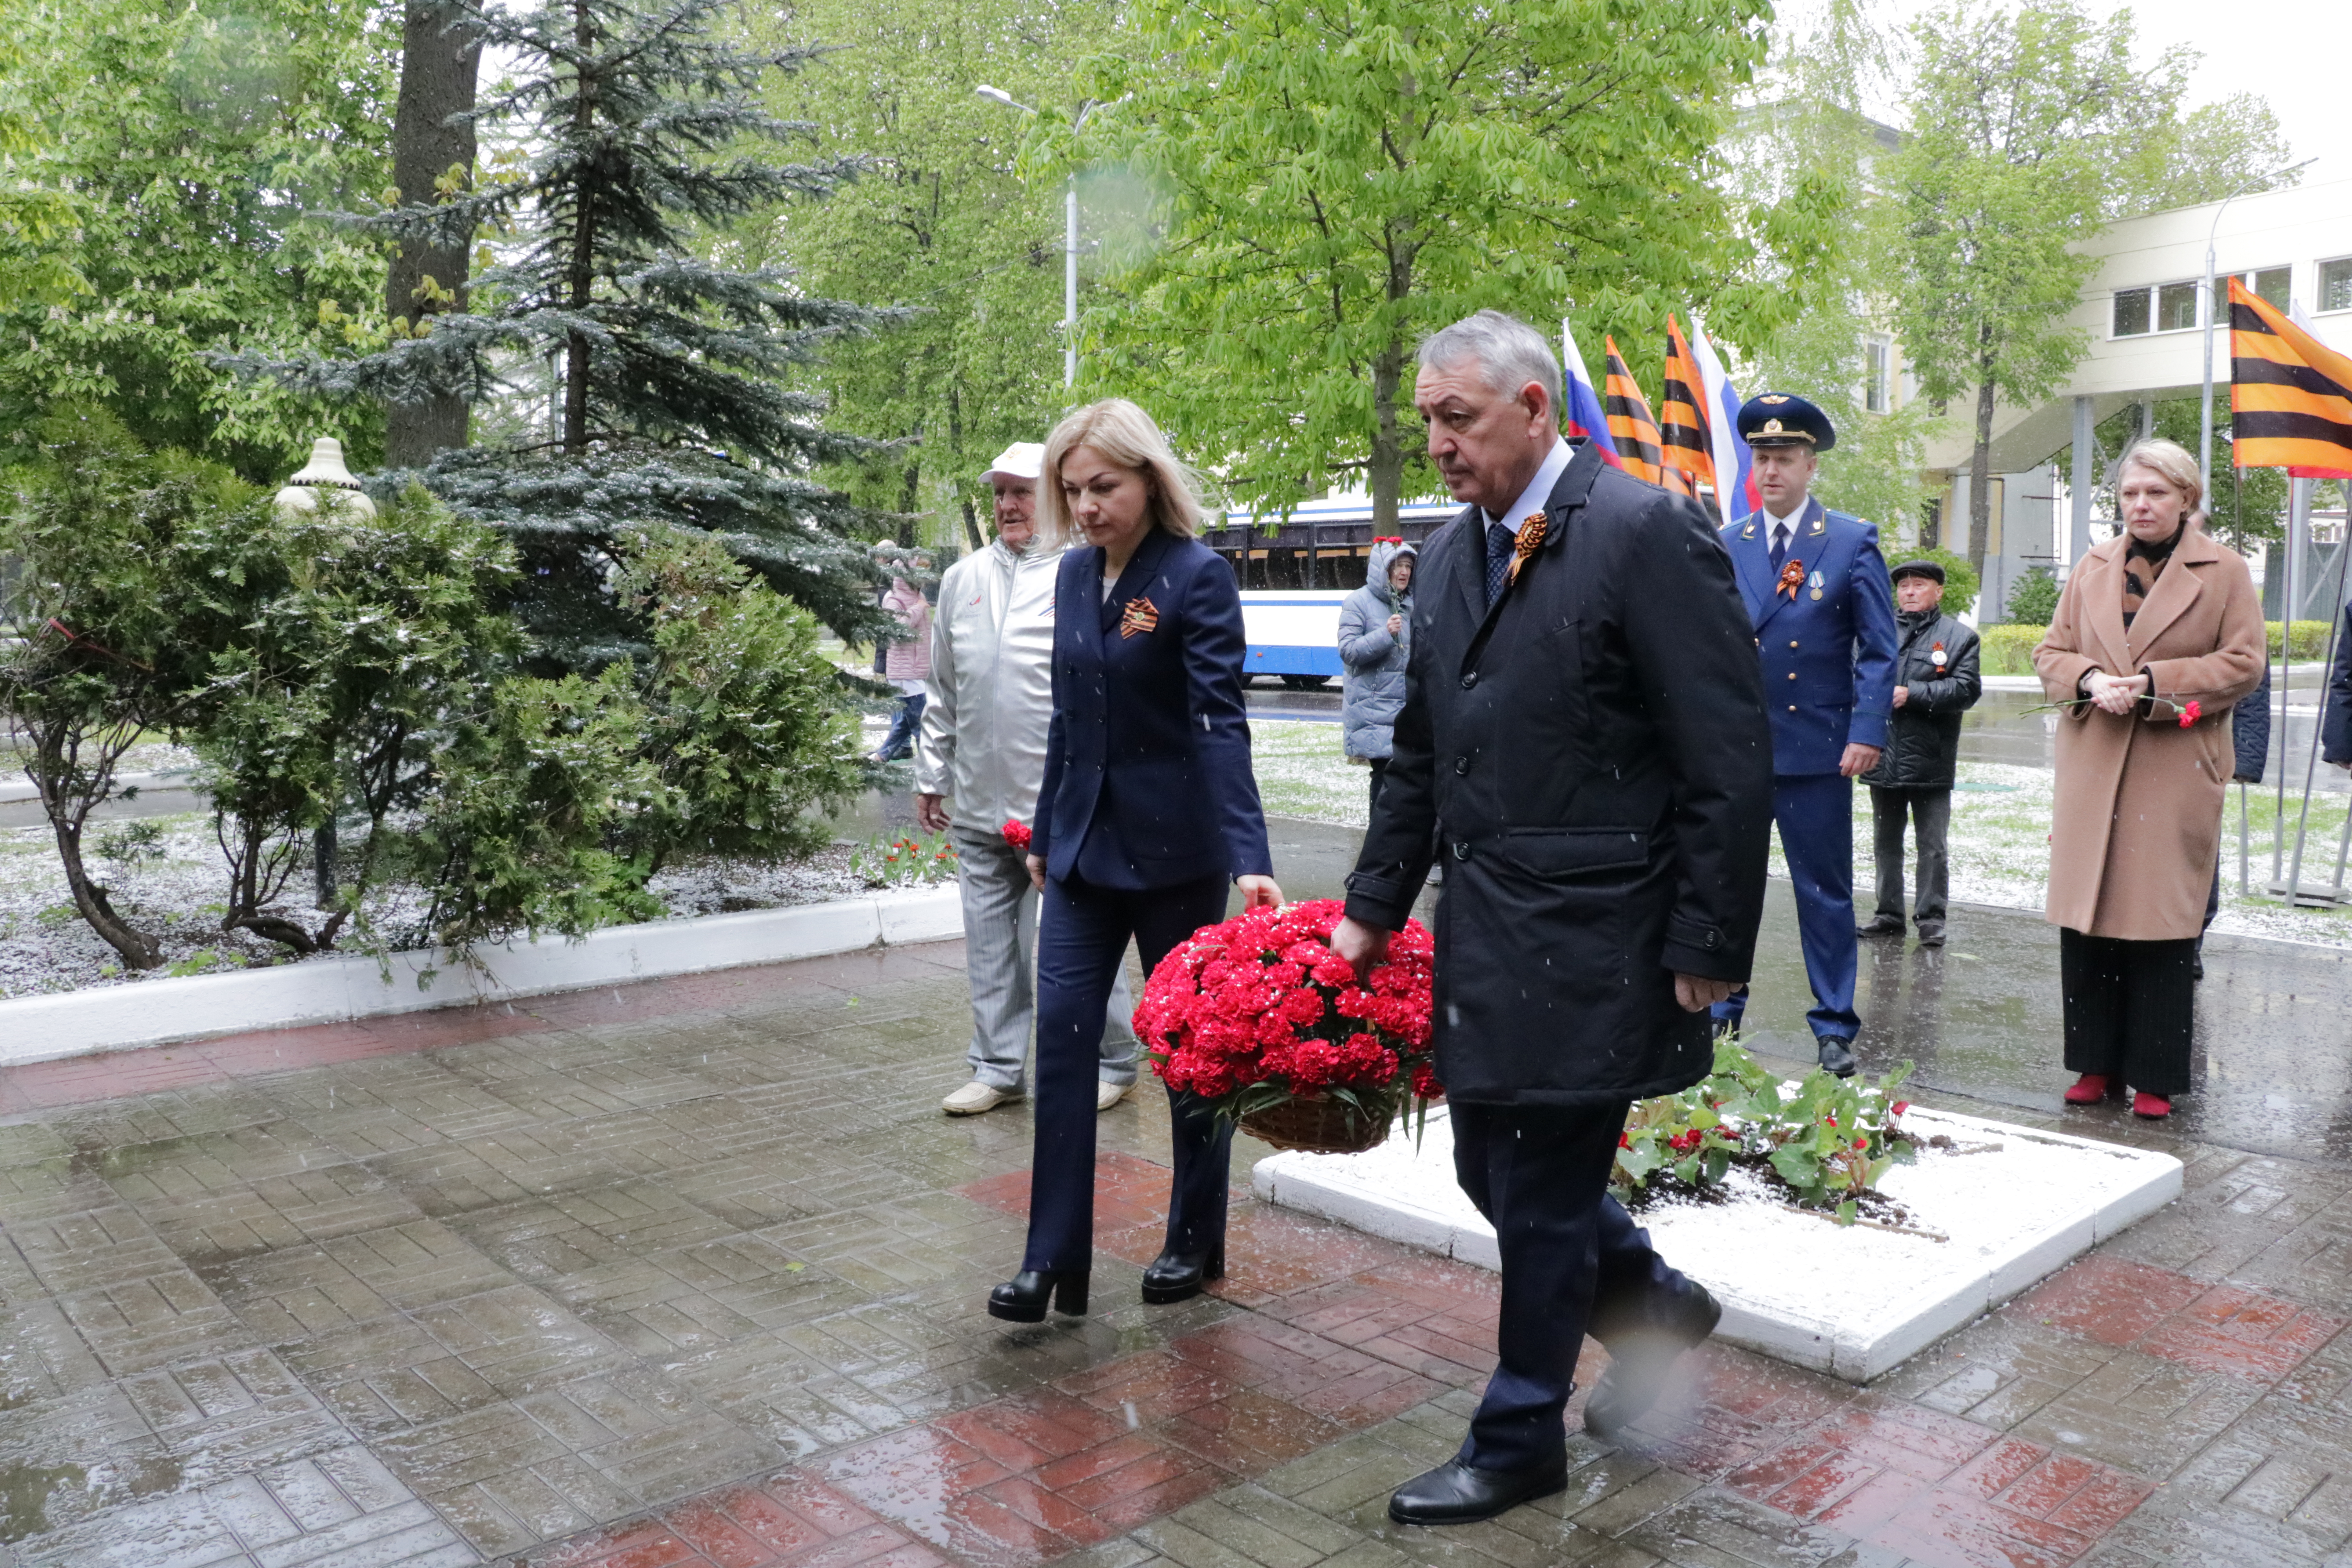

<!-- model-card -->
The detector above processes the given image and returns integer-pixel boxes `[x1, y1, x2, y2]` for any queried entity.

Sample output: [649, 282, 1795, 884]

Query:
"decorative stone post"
[271, 437, 378, 523]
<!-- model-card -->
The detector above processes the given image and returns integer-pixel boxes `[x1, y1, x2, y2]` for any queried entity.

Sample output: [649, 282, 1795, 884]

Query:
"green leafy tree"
[0, 0, 397, 479]
[732, 0, 1095, 548]
[189, 485, 524, 955]
[2125, 93, 2299, 217]
[1722, 0, 1936, 537]
[0, 412, 277, 969]
[1890, 1, 2190, 576]
[244, 0, 907, 666]
[1061, 0, 1843, 530]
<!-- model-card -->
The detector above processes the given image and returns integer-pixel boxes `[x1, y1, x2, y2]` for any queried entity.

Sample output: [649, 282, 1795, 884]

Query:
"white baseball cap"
[980, 442, 1046, 483]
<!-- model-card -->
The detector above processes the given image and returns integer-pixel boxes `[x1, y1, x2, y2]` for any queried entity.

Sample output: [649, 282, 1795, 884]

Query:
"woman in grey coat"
[1338, 539, 1417, 811]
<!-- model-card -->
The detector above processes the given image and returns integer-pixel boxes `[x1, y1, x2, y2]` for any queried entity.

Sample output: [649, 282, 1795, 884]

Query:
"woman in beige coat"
[2031, 438, 2263, 1118]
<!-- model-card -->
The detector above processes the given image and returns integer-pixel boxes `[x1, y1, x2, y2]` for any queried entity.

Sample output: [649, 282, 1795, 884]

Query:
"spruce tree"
[240, 0, 903, 668]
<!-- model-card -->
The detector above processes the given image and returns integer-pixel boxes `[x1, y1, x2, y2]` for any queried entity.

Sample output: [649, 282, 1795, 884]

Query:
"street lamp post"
[977, 85, 1099, 389]
[2198, 158, 2315, 500]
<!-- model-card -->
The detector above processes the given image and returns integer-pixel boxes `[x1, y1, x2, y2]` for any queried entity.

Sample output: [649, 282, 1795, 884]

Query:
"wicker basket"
[1240, 1096, 1391, 1155]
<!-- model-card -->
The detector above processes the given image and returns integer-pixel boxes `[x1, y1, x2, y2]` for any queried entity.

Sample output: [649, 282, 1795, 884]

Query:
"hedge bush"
[1980, 624, 2043, 676]
[1977, 619, 2336, 678]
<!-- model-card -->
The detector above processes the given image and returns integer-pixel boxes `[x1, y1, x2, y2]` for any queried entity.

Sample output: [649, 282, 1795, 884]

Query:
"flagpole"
[2285, 519, 2352, 906]
[2274, 477, 2307, 891]
[2198, 159, 2315, 502]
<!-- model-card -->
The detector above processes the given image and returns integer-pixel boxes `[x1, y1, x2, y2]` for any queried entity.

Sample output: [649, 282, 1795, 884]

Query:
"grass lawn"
[1247, 719, 2352, 949]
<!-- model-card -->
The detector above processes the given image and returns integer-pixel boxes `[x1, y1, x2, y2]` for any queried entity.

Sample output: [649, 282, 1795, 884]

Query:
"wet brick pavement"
[5, 825, 2352, 1565]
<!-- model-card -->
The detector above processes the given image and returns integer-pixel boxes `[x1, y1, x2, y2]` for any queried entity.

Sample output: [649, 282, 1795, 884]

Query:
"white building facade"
[1921, 174, 2352, 620]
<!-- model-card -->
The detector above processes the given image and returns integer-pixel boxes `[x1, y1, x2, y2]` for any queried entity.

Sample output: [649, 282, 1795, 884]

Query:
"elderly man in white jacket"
[917, 443, 1141, 1116]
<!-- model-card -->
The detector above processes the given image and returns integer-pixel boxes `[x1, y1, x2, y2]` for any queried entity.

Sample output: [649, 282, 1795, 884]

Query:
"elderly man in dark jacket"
[1858, 560, 1982, 947]
[1334, 310, 1771, 1527]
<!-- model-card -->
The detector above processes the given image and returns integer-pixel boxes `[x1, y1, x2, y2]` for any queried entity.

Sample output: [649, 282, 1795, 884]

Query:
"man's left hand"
[915, 793, 950, 832]
[1674, 974, 1739, 1012]
[1891, 685, 1909, 710]
[1839, 744, 1882, 778]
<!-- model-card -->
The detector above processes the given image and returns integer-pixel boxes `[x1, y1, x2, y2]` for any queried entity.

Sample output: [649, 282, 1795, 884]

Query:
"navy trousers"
[1450, 1100, 1703, 1471]
[1712, 771, 1860, 1042]
[1024, 872, 1234, 1274]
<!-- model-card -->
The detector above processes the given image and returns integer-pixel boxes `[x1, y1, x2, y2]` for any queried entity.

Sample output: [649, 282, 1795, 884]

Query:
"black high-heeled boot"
[987, 1270, 1089, 1322]
[1140, 1247, 1224, 1305]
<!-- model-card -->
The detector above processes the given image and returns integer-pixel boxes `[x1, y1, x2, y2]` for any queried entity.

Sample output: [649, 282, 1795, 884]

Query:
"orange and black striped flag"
[1602, 336, 1694, 497]
[1659, 316, 1720, 504]
[2230, 277, 2352, 480]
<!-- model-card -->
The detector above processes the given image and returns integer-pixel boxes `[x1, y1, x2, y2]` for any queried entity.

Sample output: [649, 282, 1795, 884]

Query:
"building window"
[2113, 288, 2151, 337]
[2157, 281, 2198, 332]
[1921, 500, 1941, 551]
[2252, 266, 2291, 310]
[1864, 337, 1892, 414]
[2324, 258, 2352, 314]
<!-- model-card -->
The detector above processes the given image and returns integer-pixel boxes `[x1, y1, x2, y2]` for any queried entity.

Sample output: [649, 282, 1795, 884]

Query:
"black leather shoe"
[987, 1270, 1088, 1323]
[1388, 1454, 1568, 1526]
[1140, 1247, 1224, 1305]
[1816, 1035, 1858, 1078]
[1857, 914, 1904, 938]
[1915, 922, 1945, 947]
[1584, 1282, 1723, 1439]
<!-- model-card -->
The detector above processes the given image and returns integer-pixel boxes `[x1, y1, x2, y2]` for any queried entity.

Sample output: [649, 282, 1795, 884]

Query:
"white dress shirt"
[1763, 500, 1809, 557]
[1483, 437, 1575, 533]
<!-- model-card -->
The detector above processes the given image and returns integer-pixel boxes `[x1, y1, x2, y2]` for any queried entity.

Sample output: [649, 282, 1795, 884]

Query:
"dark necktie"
[1769, 523, 1791, 577]
[1484, 520, 1516, 607]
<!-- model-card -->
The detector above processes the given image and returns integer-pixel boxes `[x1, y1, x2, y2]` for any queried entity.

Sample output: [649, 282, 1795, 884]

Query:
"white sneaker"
[1096, 1080, 1134, 1112]
[943, 1080, 1019, 1116]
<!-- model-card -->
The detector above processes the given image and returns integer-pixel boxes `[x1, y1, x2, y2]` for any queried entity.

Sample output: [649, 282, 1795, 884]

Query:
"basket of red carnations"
[1135, 898, 1439, 1155]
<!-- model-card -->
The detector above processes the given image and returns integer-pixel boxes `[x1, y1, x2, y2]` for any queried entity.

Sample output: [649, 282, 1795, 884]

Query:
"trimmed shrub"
[1980, 624, 2045, 677]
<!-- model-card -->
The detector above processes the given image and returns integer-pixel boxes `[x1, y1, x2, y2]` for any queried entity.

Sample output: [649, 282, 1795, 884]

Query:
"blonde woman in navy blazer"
[987, 399, 1282, 1323]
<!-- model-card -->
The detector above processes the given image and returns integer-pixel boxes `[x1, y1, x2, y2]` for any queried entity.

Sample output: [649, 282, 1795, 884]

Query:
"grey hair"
[1416, 310, 1561, 412]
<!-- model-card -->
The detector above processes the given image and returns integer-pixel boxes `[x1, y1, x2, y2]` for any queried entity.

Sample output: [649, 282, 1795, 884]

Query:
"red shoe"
[2063, 1074, 2114, 1105]
[2132, 1092, 2172, 1119]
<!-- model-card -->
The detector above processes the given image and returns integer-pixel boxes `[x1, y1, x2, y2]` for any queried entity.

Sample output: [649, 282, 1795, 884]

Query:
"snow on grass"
[1249, 721, 2352, 949]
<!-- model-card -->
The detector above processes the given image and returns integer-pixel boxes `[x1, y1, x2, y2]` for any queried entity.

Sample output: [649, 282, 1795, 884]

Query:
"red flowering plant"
[1613, 1039, 1916, 1225]
[1136, 898, 1440, 1147]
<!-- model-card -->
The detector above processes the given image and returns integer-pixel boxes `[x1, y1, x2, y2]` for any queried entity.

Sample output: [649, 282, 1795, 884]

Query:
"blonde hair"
[1038, 399, 1204, 550]
[2115, 438, 2204, 517]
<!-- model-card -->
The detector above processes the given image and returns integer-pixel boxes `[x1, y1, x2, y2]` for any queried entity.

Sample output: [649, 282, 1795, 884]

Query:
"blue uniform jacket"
[1031, 526, 1274, 888]
[1721, 497, 1899, 777]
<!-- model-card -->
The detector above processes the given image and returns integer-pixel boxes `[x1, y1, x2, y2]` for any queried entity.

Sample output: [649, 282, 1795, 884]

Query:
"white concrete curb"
[0, 886, 963, 1067]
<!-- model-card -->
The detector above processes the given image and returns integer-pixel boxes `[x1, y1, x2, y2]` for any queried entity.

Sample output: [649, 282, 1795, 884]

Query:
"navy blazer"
[1721, 497, 1899, 776]
[1031, 526, 1274, 888]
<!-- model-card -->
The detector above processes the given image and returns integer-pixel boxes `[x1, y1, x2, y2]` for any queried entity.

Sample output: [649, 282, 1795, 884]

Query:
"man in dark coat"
[1858, 560, 1981, 947]
[1333, 310, 1772, 1527]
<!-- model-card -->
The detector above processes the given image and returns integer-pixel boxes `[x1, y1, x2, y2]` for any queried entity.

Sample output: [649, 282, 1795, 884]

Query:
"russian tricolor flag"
[1688, 325, 1757, 519]
[1560, 320, 1623, 469]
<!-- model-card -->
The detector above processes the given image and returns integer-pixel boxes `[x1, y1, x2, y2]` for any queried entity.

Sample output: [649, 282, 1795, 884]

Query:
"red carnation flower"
[2178, 699, 2203, 728]
[1001, 820, 1032, 851]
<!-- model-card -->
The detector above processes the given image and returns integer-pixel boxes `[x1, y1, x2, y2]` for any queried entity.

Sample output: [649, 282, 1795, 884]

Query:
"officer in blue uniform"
[1712, 394, 1898, 1076]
